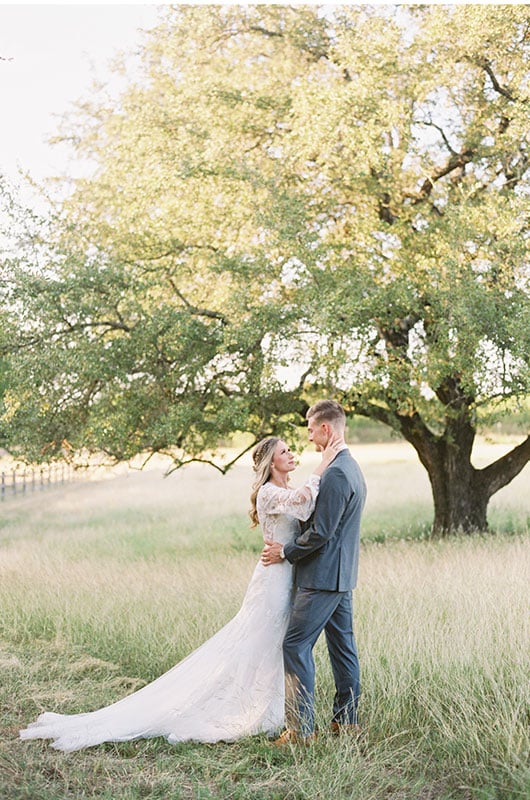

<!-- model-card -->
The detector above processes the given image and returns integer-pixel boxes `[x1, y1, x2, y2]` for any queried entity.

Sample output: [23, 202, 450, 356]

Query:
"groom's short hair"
[306, 399, 346, 429]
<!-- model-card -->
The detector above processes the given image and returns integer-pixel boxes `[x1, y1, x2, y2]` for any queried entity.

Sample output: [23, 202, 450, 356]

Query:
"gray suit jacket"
[283, 449, 366, 591]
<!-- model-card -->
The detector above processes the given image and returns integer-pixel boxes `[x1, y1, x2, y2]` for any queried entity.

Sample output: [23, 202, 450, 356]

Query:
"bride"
[19, 436, 339, 751]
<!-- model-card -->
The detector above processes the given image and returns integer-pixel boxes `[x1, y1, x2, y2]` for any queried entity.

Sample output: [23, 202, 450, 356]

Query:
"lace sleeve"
[257, 475, 320, 522]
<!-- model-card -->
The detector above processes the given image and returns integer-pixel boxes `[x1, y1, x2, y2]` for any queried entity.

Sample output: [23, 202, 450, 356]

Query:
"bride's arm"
[256, 440, 342, 522]
[257, 478, 320, 522]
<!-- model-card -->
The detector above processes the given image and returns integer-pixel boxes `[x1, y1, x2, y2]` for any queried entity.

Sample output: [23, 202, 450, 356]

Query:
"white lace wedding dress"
[19, 476, 320, 752]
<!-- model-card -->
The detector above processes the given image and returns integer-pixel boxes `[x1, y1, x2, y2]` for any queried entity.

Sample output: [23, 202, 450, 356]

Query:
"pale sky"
[0, 1, 481, 190]
[0, 1, 336, 194]
[0, 3, 163, 184]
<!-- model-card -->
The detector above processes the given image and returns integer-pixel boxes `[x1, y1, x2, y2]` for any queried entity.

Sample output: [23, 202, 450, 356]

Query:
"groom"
[261, 399, 366, 743]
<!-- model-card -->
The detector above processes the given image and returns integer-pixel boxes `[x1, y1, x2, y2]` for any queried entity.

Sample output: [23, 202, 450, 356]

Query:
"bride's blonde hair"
[249, 436, 280, 528]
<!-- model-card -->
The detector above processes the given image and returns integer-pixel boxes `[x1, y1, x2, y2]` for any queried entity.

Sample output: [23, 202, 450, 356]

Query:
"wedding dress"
[19, 476, 320, 752]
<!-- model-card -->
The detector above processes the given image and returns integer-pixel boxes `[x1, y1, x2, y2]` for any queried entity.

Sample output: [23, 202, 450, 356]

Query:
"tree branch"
[434, 375, 475, 411]
[414, 149, 474, 202]
[353, 400, 440, 471]
[165, 438, 260, 476]
[419, 120, 457, 156]
[478, 434, 530, 497]
[376, 315, 419, 351]
[62, 319, 132, 334]
[248, 24, 329, 62]
[475, 58, 516, 102]
[167, 278, 228, 324]
[248, 24, 283, 40]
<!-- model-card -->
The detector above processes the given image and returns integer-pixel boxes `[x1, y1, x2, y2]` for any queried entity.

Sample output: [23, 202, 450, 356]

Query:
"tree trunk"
[353, 385, 529, 536]
[406, 421, 489, 535]
[403, 422, 530, 536]
[426, 444, 489, 535]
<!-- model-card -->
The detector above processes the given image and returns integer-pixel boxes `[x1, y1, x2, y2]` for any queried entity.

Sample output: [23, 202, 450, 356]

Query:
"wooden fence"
[0, 463, 82, 501]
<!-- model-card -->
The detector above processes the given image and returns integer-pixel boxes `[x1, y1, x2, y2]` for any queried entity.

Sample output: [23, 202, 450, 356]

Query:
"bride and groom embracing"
[20, 399, 367, 752]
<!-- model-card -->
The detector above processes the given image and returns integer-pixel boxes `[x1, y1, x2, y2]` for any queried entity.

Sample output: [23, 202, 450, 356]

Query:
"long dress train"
[19, 476, 320, 752]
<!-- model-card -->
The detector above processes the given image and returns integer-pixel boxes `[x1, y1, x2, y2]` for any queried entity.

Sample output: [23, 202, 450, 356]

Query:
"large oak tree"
[2, 5, 529, 533]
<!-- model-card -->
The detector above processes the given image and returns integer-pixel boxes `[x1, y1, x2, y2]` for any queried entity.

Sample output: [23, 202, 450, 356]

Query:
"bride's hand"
[313, 437, 344, 476]
[321, 437, 344, 465]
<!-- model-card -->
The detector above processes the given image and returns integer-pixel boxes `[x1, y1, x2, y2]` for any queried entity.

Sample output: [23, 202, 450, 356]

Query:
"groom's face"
[307, 417, 329, 452]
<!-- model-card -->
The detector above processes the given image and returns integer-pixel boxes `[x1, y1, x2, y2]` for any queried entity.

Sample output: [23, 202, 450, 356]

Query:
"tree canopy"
[2, 4, 529, 533]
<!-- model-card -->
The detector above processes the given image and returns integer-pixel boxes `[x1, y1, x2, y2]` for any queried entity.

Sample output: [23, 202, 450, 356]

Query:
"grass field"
[0, 441, 529, 799]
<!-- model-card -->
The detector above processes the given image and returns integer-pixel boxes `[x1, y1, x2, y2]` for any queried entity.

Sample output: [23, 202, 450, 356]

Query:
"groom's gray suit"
[282, 448, 366, 735]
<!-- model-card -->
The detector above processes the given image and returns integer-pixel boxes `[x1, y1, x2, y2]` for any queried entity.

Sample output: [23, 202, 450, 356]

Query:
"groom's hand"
[261, 542, 284, 566]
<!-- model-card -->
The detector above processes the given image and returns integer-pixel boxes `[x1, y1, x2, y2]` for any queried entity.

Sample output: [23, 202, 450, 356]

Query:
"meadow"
[0, 441, 528, 800]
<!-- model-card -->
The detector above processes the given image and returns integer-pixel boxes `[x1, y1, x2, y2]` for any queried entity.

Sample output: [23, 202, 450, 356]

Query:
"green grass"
[0, 442, 529, 799]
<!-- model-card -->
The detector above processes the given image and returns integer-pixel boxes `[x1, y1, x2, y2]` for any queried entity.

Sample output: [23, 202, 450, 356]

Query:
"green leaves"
[2, 5, 529, 495]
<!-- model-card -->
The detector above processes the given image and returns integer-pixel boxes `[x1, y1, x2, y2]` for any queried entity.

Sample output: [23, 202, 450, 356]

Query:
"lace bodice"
[256, 475, 320, 545]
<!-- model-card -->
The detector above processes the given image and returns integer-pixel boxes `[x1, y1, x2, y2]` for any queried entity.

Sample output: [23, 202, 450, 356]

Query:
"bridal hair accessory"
[252, 437, 279, 472]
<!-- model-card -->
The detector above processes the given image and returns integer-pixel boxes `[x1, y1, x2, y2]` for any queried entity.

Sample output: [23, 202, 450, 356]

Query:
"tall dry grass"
[0, 441, 528, 799]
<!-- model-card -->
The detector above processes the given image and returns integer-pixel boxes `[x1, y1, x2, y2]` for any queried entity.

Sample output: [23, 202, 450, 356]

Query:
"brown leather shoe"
[330, 722, 361, 738]
[273, 728, 318, 747]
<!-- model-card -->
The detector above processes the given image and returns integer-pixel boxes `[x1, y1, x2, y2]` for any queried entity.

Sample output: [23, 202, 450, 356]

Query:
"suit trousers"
[282, 588, 360, 736]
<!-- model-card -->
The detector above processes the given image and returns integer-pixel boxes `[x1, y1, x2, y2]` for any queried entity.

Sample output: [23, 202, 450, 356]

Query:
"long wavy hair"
[249, 436, 280, 528]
